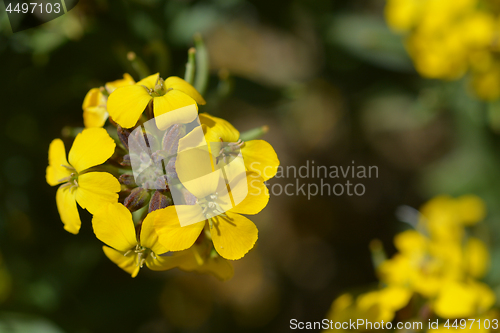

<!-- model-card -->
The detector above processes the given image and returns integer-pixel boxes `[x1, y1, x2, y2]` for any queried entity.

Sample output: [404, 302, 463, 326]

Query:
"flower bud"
[154, 175, 169, 190]
[124, 187, 150, 212]
[119, 174, 136, 187]
[162, 124, 184, 156]
[120, 155, 131, 167]
[117, 126, 131, 150]
[149, 190, 172, 213]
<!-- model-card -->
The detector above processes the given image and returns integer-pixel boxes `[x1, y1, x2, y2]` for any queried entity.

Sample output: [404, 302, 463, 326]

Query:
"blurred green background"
[1, 0, 500, 332]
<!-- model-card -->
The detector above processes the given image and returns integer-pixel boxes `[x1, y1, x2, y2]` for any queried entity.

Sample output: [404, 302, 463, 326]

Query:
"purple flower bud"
[148, 190, 172, 213]
[124, 187, 150, 212]
[119, 174, 136, 187]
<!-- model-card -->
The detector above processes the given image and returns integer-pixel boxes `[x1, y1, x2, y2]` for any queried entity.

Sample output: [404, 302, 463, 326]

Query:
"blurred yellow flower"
[385, 0, 500, 99]
[326, 194, 494, 331]
[107, 73, 206, 129]
[45, 128, 121, 234]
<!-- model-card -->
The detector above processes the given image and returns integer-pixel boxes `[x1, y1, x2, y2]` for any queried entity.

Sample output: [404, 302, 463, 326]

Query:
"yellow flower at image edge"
[46, 128, 121, 234]
[92, 203, 188, 277]
[107, 73, 206, 129]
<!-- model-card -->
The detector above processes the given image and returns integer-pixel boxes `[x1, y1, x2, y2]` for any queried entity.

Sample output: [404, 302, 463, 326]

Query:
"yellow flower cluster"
[325, 195, 497, 330]
[46, 64, 279, 280]
[385, 0, 500, 100]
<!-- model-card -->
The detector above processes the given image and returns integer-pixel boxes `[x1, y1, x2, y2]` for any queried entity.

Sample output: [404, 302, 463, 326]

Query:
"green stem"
[184, 47, 196, 85]
[217, 69, 232, 99]
[240, 125, 269, 141]
[193, 33, 209, 96]
[127, 52, 151, 79]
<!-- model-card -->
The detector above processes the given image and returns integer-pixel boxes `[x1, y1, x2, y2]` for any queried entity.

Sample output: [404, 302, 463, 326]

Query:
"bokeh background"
[1, 0, 500, 332]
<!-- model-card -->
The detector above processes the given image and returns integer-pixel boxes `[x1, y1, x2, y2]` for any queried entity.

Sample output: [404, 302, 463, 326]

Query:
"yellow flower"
[82, 73, 135, 128]
[379, 195, 490, 298]
[385, 0, 500, 101]
[323, 287, 412, 331]
[107, 73, 206, 129]
[154, 148, 269, 260]
[92, 203, 188, 277]
[180, 113, 280, 181]
[408, 30, 468, 79]
[46, 128, 121, 234]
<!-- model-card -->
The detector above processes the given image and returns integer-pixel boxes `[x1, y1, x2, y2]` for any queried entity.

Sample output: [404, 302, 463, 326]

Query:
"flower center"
[124, 244, 156, 268]
[196, 192, 228, 228]
[150, 77, 173, 97]
[217, 139, 245, 165]
[58, 165, 79, 191]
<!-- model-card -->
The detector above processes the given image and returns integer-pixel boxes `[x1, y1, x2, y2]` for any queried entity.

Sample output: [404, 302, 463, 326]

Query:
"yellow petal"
[82, 88, 105, 110]
[46, 139, 72, 186]
[165, 76, 206, 105]
[210, 212, 258, 260]
[146, 251, 192, 272]
[105, 73, 136, 93]
[218, 152, 247, 186]
[227, 174, 269, 215]
[107, 85, 152, 128]
[434, 282, 480, 318]
[102, 246, 140, 278]
[465, 237, 489, 278]
[56, 186, 81, 234]
[137, 73, 160, 89]
[476, 282, 496, 312]
[153, 90, 198, 129]
[140, 209, 169, 255]
[378, 286, 412, 311]
[68, 128, 116, 173]
[177, 125, 208, 152]
[176, 147, 221, 199]
[153, 206, 205, 251]
[92, 203, 137, 252]
[201, 255, 234, 281]
[75, 172, 120, 214]
[456, 195, 486, 225]
[178, 248, 234, 281]
[199, 113, 239, 143]
[83, 106, 108, 128]
[394, 230, 427, 254]
[153, 102, 198, 130]
[241, 140, 280, 181]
